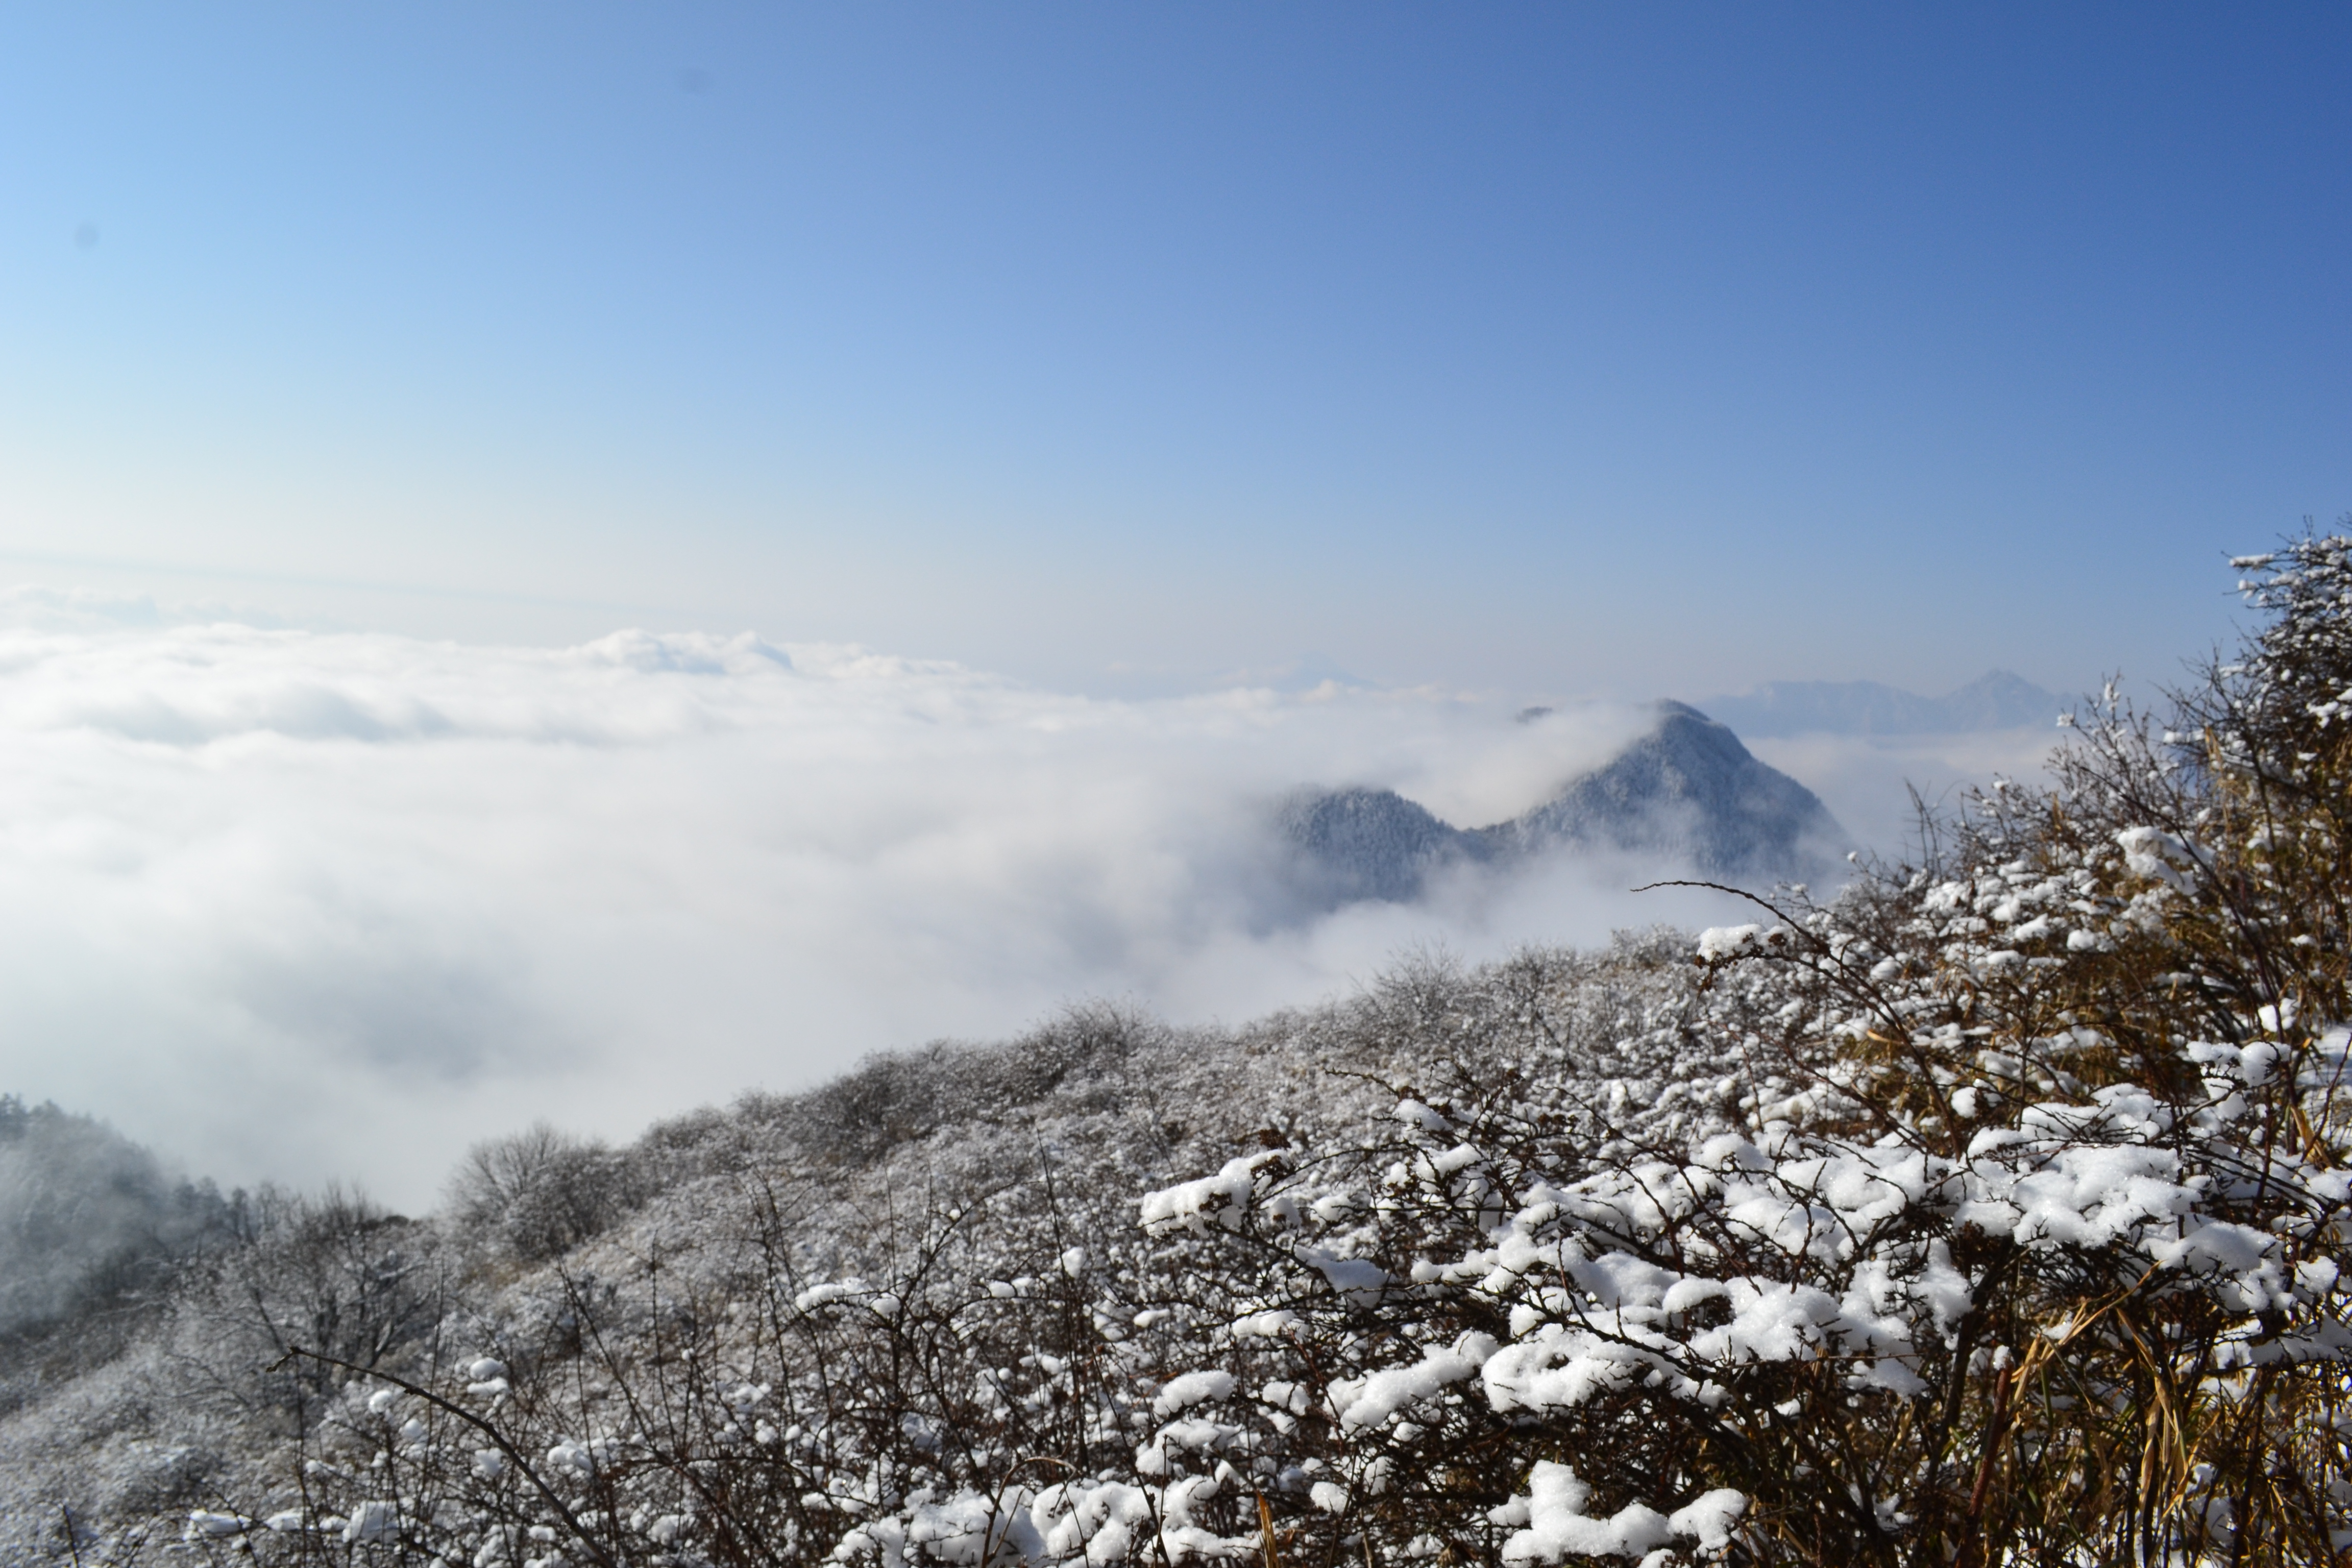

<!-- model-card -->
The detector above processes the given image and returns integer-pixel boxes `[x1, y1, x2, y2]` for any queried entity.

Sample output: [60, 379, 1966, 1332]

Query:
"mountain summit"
[1485, 700, 1846, 875]
[1276, 701, 1845, 908]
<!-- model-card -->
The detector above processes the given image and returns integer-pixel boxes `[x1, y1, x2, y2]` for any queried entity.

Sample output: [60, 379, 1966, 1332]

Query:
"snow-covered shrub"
[162, 1186, 458, 1440]
[448, 1122, 649, 1264]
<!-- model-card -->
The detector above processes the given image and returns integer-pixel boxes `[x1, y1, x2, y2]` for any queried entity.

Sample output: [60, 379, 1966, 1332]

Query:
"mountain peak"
[1484, 701, 1842, 880]
[1275, 703, 1845, 910]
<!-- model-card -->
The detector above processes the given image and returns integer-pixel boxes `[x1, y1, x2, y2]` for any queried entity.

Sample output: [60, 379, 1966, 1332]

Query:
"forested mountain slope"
[0, 1099, 232, 1412]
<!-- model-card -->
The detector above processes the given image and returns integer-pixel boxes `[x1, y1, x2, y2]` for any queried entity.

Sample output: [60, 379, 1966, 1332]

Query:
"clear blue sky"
[3, 4, 2345, 699]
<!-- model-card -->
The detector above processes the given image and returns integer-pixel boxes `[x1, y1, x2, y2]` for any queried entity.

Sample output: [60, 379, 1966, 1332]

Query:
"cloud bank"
[1744, 727, 2065, 863]
[0, 611, 1823, 1206]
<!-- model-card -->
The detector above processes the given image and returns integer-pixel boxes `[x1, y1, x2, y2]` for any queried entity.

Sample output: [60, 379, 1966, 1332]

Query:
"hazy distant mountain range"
[1694, 670, 2060, 738]
[1277, 700, 1847, 906]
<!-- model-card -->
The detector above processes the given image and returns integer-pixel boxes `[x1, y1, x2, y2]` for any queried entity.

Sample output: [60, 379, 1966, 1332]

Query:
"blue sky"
[3, 4, 2346, 699]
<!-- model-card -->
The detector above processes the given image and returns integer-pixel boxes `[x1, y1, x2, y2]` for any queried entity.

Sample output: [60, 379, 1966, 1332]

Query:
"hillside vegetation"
[5, 536, 2352, 1565]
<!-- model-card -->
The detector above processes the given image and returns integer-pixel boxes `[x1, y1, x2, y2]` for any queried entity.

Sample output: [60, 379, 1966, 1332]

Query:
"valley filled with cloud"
[0, 607, 1858, 1204]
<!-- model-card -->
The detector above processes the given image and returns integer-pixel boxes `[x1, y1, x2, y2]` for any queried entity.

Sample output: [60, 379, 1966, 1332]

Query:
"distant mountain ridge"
[1695, 670, 2059, 738]
[1276, 701, 1846, 908]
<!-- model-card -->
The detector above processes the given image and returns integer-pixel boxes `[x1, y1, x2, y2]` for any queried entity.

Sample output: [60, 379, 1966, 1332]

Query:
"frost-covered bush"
[160, 1187, 459, 1442]
[448, 1123, 649, 1264]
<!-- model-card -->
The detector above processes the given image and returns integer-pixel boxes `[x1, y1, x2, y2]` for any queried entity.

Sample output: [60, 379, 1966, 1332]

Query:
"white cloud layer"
[0, 610, 1775, 1205]
[0, 598, 2066, 1207]
[1744, 727, 2065, 863]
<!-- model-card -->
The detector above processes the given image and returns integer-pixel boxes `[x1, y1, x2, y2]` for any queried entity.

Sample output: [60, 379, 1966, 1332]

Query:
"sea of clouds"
[1744, 728, 2063, 865]
[0, 585, 2070, 1206]
[0, 595, 1848, 1206]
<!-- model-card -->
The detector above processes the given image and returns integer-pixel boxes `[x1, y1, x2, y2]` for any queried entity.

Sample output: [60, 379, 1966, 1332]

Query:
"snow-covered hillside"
[0, 930, 1778, 1562]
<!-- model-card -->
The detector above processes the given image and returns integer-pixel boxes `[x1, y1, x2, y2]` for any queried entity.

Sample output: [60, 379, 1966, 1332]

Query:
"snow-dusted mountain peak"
[1276, 700, 1847, 908]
